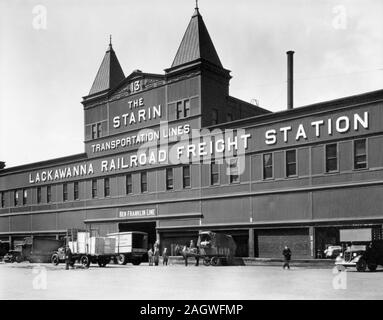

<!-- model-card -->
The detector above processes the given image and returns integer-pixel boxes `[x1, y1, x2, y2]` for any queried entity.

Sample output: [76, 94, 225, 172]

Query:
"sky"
[0, 0, 382, 168]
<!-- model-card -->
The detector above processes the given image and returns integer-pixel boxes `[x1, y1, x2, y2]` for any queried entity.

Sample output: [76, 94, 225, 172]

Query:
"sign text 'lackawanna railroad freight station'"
[28, 111, 369, 184]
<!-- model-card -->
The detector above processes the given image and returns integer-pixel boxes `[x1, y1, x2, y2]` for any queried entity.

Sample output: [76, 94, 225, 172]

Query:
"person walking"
[282, 245, 292, 270]
[162, 247, 169, 266]
[148, 248, 153, 266]
[65, 245, 72, 270]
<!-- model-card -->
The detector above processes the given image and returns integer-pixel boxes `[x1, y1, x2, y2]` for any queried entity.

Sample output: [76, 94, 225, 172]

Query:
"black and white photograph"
[1, 0, 383, 307]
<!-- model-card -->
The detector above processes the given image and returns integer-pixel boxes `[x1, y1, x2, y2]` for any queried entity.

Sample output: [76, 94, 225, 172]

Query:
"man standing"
[182, 245, 188, 266]
[148, 248, 153, 266]
[162, 247, 169, 266]
[282, 245, 292, 270]
[153, 240, 160, 266]
[65, 245, 72, 270]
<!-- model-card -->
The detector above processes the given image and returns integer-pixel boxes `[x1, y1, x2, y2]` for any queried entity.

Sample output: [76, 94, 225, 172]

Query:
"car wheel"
[356, 259, 367, 272]
[368, 263, 377, 272]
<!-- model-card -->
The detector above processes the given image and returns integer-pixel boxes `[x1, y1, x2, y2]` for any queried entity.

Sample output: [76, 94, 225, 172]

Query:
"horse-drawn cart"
[182, 231, 237, 266]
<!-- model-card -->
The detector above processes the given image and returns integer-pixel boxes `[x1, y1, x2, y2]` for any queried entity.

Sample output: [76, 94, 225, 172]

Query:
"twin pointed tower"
[85, 6, 230, 99]
[83, 6, 267, 129]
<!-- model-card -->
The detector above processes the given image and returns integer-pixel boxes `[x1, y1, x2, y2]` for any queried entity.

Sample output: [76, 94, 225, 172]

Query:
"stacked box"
[89, 237, 104, 255]
[104, 238, 116, 255]
[77, 232, 90, 254]
[68, 241, 78, 254]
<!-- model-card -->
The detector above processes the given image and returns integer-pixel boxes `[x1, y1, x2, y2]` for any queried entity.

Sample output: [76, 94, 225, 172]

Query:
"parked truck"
[107, 231, 148, 265]
[51, 229, 116, 268]
[4, 237, 62, 263]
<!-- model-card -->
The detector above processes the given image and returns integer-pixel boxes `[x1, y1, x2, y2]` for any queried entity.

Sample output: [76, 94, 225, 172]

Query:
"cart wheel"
[203, 257, 210, 266]
[210, 257, 219, 266]
[117, 254, 127, 265]
[80, 255, 90, 268]
[51, 254, 59, 266]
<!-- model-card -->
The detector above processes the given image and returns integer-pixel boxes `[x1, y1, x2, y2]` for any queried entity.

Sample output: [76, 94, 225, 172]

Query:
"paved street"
[0, 262, 382, 300]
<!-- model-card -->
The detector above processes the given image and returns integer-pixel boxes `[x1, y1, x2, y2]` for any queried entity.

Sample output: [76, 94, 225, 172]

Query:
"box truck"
[51, 229, 116, 268]
[107, 231, 148, 265]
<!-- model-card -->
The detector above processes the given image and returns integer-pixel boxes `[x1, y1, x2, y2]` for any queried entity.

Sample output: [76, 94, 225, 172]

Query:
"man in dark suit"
[282, 246, 292, 270]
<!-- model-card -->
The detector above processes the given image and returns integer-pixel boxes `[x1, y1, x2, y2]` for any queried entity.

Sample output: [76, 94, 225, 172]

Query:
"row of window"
[0, 139, 368, 208]
[262, 139, 367, 180]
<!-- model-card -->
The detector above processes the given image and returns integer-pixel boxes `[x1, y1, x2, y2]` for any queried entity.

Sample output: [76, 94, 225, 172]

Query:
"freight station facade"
[1, 7, 383, 259]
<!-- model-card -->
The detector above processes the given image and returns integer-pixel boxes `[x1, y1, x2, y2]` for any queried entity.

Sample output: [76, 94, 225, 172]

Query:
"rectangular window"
[37, 187, 41, 204]
[166, 168, 174, 190]
[74, 182, 79, 200]
[14, 190, 19, 206]
[325, 144, 338, 172]
[184, 100, 190, 118]
[228, 159, 240, 184]
[286, 150, 297, 177]
[354, 139, 367, 169]
[92, 179, 97, 198]
[126, 174, 132, 194]
[176, 101, 183, 120]
[22, 189, 27, 205]
[91, 124, 97, 139]
[263, 153, 273, 179]
[210, 160, 219, 185]
[63, 183, 68, 201]
[228, 159, 239, 183]
[104, 178, 110, 197]
[211, 109, 218, 125]
[227, 113, 233, 122]
[0, 192, 4, 208]
[183, 165, 191, 188]
[47, 186, 51, 203]
[97, 123, 102, 138]
[141, 172, 147, 193]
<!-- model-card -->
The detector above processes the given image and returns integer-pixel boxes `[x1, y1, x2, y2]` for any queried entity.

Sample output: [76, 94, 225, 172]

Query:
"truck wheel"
[368, 263, 377, 272]
[98, 259, 106, 267]
[51, 254, 60, 266]
[132, 259, 141, 266]
[15, 255, 23, 263]
[80, 255, 90, 268]
[356, 259, 367, 272]
[117, 254, 127, 265]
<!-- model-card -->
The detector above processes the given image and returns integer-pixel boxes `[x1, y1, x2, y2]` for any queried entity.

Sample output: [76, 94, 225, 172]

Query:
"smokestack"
[287, 51, 294, 110]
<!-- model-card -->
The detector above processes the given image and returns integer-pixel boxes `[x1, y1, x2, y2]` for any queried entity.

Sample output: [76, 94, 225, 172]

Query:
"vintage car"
[335, 245, 367, 271]
[324, 245, 342, 259]
[3, 249, 23, 263]
[336, 240, 383, 272]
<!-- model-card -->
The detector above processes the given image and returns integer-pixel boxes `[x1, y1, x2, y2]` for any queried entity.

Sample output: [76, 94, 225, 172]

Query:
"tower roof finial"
[109, 34, 112, 47]
[195, 0, 198, 9]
